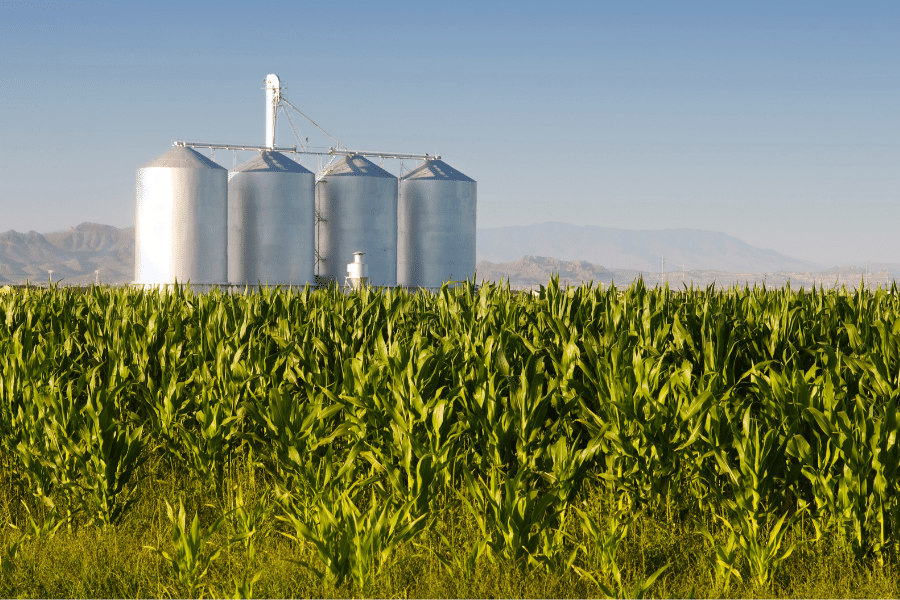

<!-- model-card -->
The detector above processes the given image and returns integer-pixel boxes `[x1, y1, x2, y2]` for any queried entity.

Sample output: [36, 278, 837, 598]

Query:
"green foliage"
[2, 279, 900, 596]
[699, 520, 743, 594]
[144, 499, 225, 598]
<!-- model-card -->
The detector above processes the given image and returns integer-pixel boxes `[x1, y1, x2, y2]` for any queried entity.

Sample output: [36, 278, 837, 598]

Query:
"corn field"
[1, 278, 899, 596]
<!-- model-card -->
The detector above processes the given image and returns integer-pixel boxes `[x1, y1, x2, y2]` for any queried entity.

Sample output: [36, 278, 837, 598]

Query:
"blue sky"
[1, 0, 897, 266]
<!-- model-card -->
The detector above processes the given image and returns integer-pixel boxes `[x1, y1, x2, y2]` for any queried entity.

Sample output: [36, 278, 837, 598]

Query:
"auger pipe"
[173, 141, 333, 155]
[327, 148, 439, 161]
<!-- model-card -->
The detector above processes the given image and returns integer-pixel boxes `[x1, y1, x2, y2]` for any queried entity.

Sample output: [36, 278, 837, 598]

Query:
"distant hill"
[477, 222, 823, 273]
[477, 256, 615, 288]
[0, 223, 133, 284]
[44, 223, 132, 254]
[476, 255, 894, 291]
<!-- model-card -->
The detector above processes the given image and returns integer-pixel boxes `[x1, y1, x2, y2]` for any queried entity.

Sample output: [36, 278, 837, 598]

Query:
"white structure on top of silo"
[134, 146, 228, 286]
[228, 151, 315, 287]
[264, 74, 281, 150]
[398, 159, 476, 289]
[346, 251, 368, 289]
[316, 154, 398, 287]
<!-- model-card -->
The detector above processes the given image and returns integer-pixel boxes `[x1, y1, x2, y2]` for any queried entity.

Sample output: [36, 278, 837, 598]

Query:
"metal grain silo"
[316, 154, 398, 287]
[228, 151, 315, 287]
[398, 159, 476, 288]
[135, 146, 228, 286]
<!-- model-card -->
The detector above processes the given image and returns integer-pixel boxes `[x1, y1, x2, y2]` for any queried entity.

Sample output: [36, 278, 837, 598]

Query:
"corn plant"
[460, 466, 564, 568]
[573, 506, 668, 598]
[711, 409, 803, 589]
[5, 373, 144, 526]
[62, 385, 145, 527]
[0, 528, 27, 578]
[19, 501, 65, 540]
[698, 521, 743, 595]
[225, 486, 272, 599]
[145, 499, 225, 599]
[279, 488, 427, 591]
[177, 385, 240, 496]
[729, 509, 802, 590]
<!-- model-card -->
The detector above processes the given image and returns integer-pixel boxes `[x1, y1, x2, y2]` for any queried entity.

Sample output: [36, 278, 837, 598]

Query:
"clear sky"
[1, 0, 897, 267]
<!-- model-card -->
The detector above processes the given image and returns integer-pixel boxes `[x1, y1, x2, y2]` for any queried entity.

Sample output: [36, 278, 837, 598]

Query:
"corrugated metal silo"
[398, 159, 476, 288]
[316, 154, 398, 287]
[228, 151, 315, 286]
[135, 146, 228, 285]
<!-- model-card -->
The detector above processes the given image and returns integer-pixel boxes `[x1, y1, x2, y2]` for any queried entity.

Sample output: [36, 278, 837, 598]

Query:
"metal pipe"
[328, 148, 439, 161]
[173, 141, 334, 155]
[173, 142, 439, 161]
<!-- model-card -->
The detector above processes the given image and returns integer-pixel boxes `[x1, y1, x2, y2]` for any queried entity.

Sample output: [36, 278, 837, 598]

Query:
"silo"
[135, 146, 228, 286]
[228, 151, 315, 286]
[398, 159, 476, 288]
[316, 154, 398, 287]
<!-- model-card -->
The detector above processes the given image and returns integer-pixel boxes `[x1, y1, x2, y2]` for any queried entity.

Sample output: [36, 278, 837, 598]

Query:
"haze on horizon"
[1, 0, 897, 267]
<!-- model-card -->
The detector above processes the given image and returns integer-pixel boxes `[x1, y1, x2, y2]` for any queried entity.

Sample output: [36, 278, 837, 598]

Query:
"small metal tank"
[228, 151, 315, 287]
[316, 154, 398, 287]
[135, 146, 228, 285]
[398, 159, 476, 288]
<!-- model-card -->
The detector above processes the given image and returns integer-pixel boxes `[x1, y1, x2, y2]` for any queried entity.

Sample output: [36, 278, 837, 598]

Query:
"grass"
[1, 457, 897, 598]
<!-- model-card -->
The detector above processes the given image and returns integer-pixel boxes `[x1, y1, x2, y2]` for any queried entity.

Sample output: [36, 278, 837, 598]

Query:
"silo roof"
[140, 146, 226, 170]
[326, 154, 396, 178]
[232, 151, 313, 174]
[401, 159, 474, 182]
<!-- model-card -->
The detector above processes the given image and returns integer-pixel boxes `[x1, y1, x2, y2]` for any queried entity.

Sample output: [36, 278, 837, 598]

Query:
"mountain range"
[0, 221, 892, 287]
[0, 223, 133, 285]
[478, 222, 824, 273]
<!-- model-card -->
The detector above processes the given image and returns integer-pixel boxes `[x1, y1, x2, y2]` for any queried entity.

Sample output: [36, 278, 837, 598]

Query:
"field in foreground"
[1, 279, 899, 598]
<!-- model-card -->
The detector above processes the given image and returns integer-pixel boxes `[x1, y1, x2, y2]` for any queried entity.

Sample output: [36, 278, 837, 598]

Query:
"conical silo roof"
[401, 159, 474, 182]
[140, 146, 226, 170]
[325, 154, 395, 178]
[232, 151, 313, 174]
